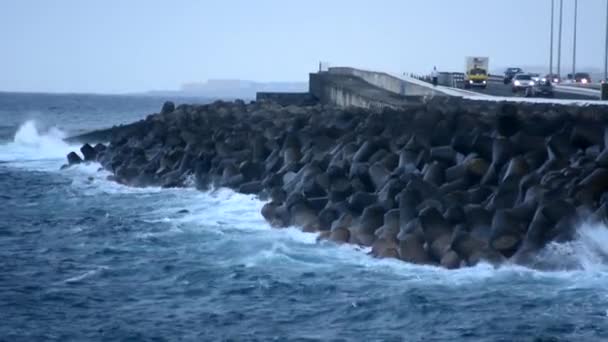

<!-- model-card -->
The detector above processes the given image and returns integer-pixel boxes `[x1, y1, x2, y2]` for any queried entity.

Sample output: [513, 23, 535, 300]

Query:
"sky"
[0, 0, 606, 93]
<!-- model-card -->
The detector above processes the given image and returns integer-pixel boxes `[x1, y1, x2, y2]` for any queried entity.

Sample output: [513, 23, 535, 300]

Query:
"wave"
[0, 120, 77, 165]
[531, 222, 608, 272]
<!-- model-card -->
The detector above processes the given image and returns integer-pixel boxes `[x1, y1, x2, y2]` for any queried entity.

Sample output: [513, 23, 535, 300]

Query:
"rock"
[375, 209, 400, 240]
[398, 233, 432, 264]
[355, 204, 385, 245]
[489, 210, 526, 257]
[422, 162, 444, 187]
[238, 181, 264, 194]
[444, 206, 466, 225]
[318, 207, 339, 231]
[348, 192, 378, 213]
[160, 101, 175, 115]
[576, 168, 608, 204]
[353, 141, 376, 162]
[290, 201, 319, 230]
[418, 207, 452, 244]
[371, 238, 399, 259]
[430, 146, 456, 165]
[496, 104, 520, 137]
[368, 162, 390, 191]
[329, 227, 351, 244]
[67, 151, 83, 165]
[440, 250, 461, 269]
[261, 202, 278, 222]
[571, 124, 602, 150]
[492, 137, 512, 166]
[451, 225, 486, 260]
[93, 143, 107, 153]
[502, 156, 529, 183]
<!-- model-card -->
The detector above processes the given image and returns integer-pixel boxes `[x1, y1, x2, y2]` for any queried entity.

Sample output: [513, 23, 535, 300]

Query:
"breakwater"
[64, 95, 608, 269]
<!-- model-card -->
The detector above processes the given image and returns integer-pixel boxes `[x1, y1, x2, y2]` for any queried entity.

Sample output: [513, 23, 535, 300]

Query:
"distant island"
[139, 79, 308, 100]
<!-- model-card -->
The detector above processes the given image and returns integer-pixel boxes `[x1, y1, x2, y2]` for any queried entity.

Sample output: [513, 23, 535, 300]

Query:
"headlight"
[553, 78, 559, 83]
[482, 80, 487, 84]
[530, 81, 535, 86]
[581, 78, 588, 84]
[514, 80, 521, 86]
[469, 80, 473, 84]
[541, 78, 547, 82]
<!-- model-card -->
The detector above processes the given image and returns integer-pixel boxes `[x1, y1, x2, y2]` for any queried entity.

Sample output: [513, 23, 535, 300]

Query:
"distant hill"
[142, 80, 308, 100]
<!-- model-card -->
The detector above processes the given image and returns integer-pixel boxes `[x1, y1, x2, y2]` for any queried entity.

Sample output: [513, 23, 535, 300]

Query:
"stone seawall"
[65, 97, 608, 270]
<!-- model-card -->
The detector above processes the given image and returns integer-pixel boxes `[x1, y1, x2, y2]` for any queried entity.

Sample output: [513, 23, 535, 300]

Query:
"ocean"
[1, 92, 607, 341]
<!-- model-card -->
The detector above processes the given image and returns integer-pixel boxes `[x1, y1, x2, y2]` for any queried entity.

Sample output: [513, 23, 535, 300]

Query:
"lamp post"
[557, 0, 563, 79]
[605, 0, 608, 82]
[550, 0, 554, 76]
[572, 0, 578, 80]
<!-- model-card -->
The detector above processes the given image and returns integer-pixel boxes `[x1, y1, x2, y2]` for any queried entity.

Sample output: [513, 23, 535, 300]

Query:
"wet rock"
[489, 210, 526, 257]
[398, 233, 432, 264]
[354, 204, 385, 245]
[67, 151, 83, 165]
[329, 227, 351, 244]
[238, 181, 264, 194]
[440, 250, 461, 269]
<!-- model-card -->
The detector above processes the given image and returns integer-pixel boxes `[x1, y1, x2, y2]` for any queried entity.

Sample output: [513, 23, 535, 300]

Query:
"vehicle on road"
[464, 57, 489, 89]
[525, 79, 554, 98]
[567, 72, 591, 84]
[511, 73, 535, 93]
[503, 67, 523, 84]
[546, 74, 560, 83]
[575, 72, 591, 84]
[530, 73, 541, 82]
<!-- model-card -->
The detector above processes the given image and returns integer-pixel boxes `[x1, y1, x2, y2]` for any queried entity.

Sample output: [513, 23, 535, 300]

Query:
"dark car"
[503, 67, 523, 84]
[525, 79, 554, 98]
[567, 72, 591, 84]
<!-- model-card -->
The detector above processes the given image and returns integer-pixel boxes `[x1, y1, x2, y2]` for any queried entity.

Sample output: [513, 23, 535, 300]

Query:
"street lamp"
[557, 0, 563, 79]
[605, 0, 608, 82]
[572, 0, 578, 81]
[550, 0, 554, 76]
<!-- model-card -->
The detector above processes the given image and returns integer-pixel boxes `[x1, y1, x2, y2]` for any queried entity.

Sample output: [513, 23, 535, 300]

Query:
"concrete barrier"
[309, 72, 426, 110]
[327, 67, 445, 97]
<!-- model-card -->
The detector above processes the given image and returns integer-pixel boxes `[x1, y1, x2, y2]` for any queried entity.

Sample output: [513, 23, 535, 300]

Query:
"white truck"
[464, 57, 489, 89]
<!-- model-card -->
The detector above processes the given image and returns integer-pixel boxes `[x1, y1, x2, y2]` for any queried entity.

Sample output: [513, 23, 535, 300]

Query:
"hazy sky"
[1, 0, 606, 93]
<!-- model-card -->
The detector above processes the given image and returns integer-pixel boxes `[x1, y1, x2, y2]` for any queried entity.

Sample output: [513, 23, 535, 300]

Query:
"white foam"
[63, 266, 109, 284]
[534, 222, 608, 272]
[0, 120, 78, 164]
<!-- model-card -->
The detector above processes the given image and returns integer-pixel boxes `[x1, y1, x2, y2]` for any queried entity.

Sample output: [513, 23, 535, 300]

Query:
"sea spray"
[0, 120, 77, 164]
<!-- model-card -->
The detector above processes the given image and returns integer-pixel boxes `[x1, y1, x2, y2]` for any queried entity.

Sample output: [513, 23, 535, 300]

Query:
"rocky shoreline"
[65, 98, 608, 269]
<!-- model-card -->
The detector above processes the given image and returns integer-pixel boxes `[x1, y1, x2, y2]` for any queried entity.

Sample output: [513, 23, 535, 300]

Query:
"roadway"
[468, 80, 599, 101]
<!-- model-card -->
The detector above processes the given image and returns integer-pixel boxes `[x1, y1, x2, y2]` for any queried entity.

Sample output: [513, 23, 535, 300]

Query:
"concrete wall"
[309, 72, 425, 110]
[327, 67, 445, 97]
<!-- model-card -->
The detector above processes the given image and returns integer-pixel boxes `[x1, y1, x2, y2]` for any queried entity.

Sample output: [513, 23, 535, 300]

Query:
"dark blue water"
[1, 93, 608, 341]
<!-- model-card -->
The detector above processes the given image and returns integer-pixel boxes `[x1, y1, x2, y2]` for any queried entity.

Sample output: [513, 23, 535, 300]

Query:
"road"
[468, 80, 599, 100]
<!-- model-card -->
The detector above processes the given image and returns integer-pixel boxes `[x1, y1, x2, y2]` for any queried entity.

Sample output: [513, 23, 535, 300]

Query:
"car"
[574, 72, 591, 84]
[511, 73, 535, 92]
[503, 67, 523, 84]
[525, 79, 554, 98]
[530, 73, 541, 82]
[566, 72, 591, 84]
[546, 74, 561, 83]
